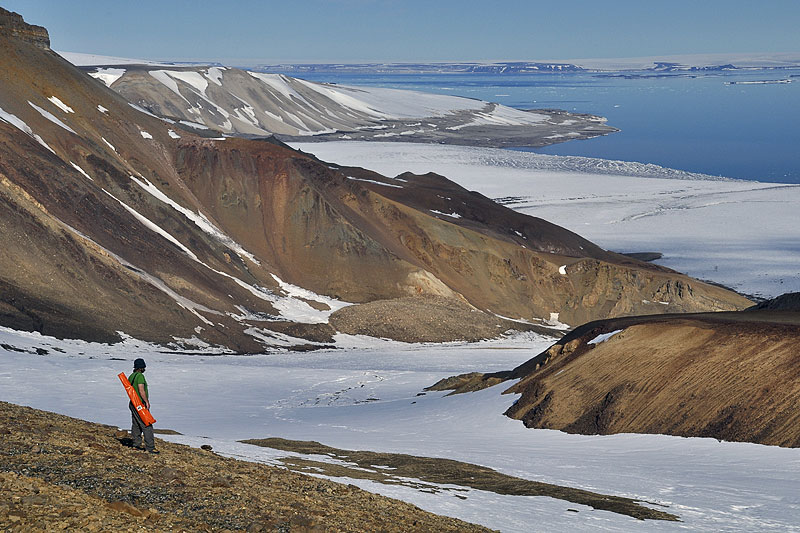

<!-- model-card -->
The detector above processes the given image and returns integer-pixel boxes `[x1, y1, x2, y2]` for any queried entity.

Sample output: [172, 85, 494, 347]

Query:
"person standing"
[129, 358, 158, 454]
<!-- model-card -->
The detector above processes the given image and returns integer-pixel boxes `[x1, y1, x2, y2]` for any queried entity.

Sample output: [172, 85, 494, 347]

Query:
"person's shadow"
[117, 435, 135, 447]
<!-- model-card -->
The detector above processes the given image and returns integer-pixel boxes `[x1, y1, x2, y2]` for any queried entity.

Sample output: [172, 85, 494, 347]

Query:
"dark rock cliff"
[0, 7, 49, 49]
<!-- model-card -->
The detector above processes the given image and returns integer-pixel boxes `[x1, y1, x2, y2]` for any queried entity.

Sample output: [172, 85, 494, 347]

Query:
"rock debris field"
[0, 401, 489, 532]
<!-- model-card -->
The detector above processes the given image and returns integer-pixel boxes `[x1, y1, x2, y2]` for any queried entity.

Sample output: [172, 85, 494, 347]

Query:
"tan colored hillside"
[431, 309, 800, 446]
[495, 310, 800, 447]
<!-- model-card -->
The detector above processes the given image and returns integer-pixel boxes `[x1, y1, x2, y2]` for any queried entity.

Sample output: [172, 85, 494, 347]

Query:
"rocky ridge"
[0, 7, 48, 49]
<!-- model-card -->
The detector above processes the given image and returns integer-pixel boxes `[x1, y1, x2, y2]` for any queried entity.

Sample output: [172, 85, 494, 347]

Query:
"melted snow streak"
[47, 96, 74, 114]
[0, 105, 57, 153]
[101, 188, 198, 261]
[346, 176, 404, 188]
[28, 101, 77, 134]
[69, 162, 93, 181]
[129, 175, 259, 265]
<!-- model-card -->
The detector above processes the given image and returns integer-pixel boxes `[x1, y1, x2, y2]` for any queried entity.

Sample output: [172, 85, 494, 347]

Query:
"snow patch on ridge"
[205, 67, 226, 86]
[588, 329, 624, 345]
[430, 209, 461, 218]
[47, 96, 74, 113]
[0, 105, 56, 153]
[28, 101, 77, 134]
[162, 70, 209, 96]
[149, 70, 189, 102]
[129, 175, 260, 265]
[88, 68, 126, 87]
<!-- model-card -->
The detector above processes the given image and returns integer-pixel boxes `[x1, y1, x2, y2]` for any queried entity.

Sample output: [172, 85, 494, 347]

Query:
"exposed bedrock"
[0, 7, 49, 49]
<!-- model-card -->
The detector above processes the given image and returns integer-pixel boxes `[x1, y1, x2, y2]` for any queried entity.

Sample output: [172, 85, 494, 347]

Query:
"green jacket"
[128, 371, 148, 404]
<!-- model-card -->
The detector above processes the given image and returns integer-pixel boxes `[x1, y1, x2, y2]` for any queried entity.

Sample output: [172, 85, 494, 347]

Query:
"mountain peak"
[0, 7, 50, 50]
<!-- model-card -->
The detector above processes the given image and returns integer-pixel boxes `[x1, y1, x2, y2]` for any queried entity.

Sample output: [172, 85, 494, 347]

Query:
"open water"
[271, 69, 800, 183]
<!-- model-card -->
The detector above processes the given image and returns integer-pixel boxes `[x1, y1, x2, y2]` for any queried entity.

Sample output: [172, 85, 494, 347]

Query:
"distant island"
[255, 53, 800, 75]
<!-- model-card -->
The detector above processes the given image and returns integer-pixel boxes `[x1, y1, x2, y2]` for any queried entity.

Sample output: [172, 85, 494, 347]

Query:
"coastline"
[275, 105, 617, 149]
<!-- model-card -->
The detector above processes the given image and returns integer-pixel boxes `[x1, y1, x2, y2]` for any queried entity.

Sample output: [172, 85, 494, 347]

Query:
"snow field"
[1, 328, 799, 532]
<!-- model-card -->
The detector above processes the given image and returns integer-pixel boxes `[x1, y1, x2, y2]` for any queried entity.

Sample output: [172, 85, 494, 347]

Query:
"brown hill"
[747, 291, 800, 311]
[0, 9, 750, 350]
[432, 308, 800, 447]
[0, 401, 489, 532]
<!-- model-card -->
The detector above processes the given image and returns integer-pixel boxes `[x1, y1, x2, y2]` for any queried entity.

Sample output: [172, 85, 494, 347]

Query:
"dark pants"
[129, 402, 155, 451]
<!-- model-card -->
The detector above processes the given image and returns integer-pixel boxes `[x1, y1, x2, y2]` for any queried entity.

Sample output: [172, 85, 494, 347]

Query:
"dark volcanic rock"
[747, 292, 800, 311]
[0, 7, 49, 49]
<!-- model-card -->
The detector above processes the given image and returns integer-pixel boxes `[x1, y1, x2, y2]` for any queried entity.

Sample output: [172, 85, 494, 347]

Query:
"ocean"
[270, 69, 800, 184]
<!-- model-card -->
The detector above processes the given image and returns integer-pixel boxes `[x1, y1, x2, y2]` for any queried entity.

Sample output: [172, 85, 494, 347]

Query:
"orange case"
[118, 372, 156, 426]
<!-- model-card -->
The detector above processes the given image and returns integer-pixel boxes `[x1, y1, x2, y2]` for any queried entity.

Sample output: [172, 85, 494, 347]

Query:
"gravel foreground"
[0, 401, 491, 532]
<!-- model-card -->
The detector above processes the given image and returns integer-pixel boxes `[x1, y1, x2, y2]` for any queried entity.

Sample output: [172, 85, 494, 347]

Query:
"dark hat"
[133, 358, 146, 369]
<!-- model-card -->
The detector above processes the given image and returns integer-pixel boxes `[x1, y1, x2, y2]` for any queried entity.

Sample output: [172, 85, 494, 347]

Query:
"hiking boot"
[148, 449, 160, 454]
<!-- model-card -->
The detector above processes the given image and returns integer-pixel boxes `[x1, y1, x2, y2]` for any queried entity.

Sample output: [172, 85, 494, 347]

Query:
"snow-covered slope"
[58, 51, 186, 67]
[76, 63, 614, 145]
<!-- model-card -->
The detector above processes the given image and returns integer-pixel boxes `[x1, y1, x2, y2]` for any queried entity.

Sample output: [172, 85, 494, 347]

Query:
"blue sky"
[4, 0, 799, 64]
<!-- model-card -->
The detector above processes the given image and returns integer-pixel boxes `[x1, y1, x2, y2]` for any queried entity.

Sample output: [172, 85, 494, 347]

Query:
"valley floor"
[291, 141, 800, 300]
[2, 327, 799, 531]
